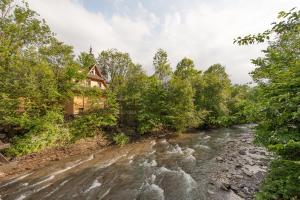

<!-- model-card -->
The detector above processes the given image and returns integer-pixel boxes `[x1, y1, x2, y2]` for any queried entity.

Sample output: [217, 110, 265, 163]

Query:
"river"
[0, 125, 256, 200]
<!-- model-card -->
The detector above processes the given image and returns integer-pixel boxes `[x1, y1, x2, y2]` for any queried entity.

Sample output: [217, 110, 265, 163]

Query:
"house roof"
[87, 64, 108, 85]
[87, 73, 105, 82]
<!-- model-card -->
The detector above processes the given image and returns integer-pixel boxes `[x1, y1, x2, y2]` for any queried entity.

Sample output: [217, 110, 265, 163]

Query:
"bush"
[68, 110, 117, 140]
[69, 91, 119, 140]
[5, 112, 70, 157]
[256, 159, 300, 200]
[113, 133, 129, 146]
[269, 140, 300, 161]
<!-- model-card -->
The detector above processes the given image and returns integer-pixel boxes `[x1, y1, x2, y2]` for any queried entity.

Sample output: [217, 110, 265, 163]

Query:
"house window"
[87, 80, 91, 86]
[79, 108, 84, 113]
[98, 82, 102, 88]
[89, 68, 95, 75]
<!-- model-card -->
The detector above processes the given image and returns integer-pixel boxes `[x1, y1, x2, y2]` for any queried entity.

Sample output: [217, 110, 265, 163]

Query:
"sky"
[26, 0, 299, 83]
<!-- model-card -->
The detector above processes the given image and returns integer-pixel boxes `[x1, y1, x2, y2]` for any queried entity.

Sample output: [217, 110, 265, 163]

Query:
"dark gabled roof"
[88, 64, 105, 78]
[87, 73, 105, 82]
[87, 64, 108, 85]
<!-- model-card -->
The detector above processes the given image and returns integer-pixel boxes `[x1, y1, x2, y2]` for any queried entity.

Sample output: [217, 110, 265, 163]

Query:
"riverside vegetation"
[0, 1, 299, 199]
[0, 0, 253, 156]
[235, 8, 300, 200]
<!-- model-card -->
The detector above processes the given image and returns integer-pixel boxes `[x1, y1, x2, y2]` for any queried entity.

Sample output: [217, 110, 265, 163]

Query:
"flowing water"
[0, 125, 253, 200]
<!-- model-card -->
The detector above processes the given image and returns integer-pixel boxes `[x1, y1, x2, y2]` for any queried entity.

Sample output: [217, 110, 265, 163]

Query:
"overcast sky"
[26, 0, 299, 83]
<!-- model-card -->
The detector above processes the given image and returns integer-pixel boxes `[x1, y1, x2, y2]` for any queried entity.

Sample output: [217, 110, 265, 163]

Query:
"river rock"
[238, 149, 247, 155]
[222, 167, 229, 172]
[242, 169, 253, 177]
[259, 151, 266, 156]
[227, 140, 235, 143]
[207, 189, 215, 195]
[235, 175, 243, 179]
[216, 156, 223, 162]
[219, 180, 231, 191]
[235, 163, 242, 169]
[248, 149, 257, 154]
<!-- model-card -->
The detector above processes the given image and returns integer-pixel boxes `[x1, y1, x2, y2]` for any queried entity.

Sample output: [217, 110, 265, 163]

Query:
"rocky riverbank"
[212, 127, 272, 199]
[0, 134, 111, 179]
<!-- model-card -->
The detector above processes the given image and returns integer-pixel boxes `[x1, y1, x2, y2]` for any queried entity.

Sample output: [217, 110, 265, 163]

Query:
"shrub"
[113, 133, 129, 146]
[5, 112, 70, 157]
[268, 140, 300, 161]
[69, 91, 119, 140]
[256, 159, 300, 200]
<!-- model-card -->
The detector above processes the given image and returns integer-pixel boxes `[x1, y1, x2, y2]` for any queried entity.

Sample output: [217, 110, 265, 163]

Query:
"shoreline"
[211, 128, 272, 199]
[0, 134, 112, 180]
[0, 130, 173, 180]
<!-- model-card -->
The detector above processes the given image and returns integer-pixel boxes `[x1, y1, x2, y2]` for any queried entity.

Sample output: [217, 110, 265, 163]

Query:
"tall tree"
[0, 0, 86, 156]
[119, 64, 148, 127]
[77, 47, 96, 68]
[201, 64, 231, 126]
[174, 57, 198, 80]
[97, 49, 135, 93]
[153, 48, 172, 83]
[166, 76, 199, 131]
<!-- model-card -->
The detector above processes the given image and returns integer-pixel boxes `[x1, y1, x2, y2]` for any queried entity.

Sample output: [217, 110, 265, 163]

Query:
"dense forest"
[0, 0, 299, 199]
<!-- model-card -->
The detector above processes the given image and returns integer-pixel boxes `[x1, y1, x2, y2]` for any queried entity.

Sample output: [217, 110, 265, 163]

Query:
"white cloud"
[27, 0, 299, 83]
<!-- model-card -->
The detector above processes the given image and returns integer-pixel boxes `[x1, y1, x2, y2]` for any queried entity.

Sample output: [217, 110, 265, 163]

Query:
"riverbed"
[0, 125, 269, 200]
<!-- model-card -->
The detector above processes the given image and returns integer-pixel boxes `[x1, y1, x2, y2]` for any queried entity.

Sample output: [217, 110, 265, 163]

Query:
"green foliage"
[77, 47, 96, 68]
[69, 91, 119, 140]
[0, 0, 82, 125]
[256, 160, 300, 200]
[97, 49, 135, 93]
[137, 76, 168, 134]
[269, 140, 300, 161]
[5, 112, 70, 157]
[118, 64, 148, 127]
[0, 0, 252, 157]
[236, 8, 300, 199]
[174, 57, 199, 80]
[0, 1, 113, 156]
[153, 48, 172, 83]
[166, 76, 200, 131]
[194, 64, 232, 127]
[113, 133, 129, 146]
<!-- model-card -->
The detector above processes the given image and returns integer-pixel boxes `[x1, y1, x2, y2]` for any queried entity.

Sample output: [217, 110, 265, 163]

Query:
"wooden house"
[65, 64, 107, 116]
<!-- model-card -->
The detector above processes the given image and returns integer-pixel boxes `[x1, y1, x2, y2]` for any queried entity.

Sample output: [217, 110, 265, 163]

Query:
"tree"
[199, 64, 231, 126]
[174, 57, 198, 80]
[137, 76, 168, 134]
[118, 64, 148, 127]
[235, 8, 300, 199]
[166, 76, 199, 131]
[77, 47, 96, 68]
[97, 49, 135, 93]
[0, 0, 102, 156]
[153, 48, 172, 83]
